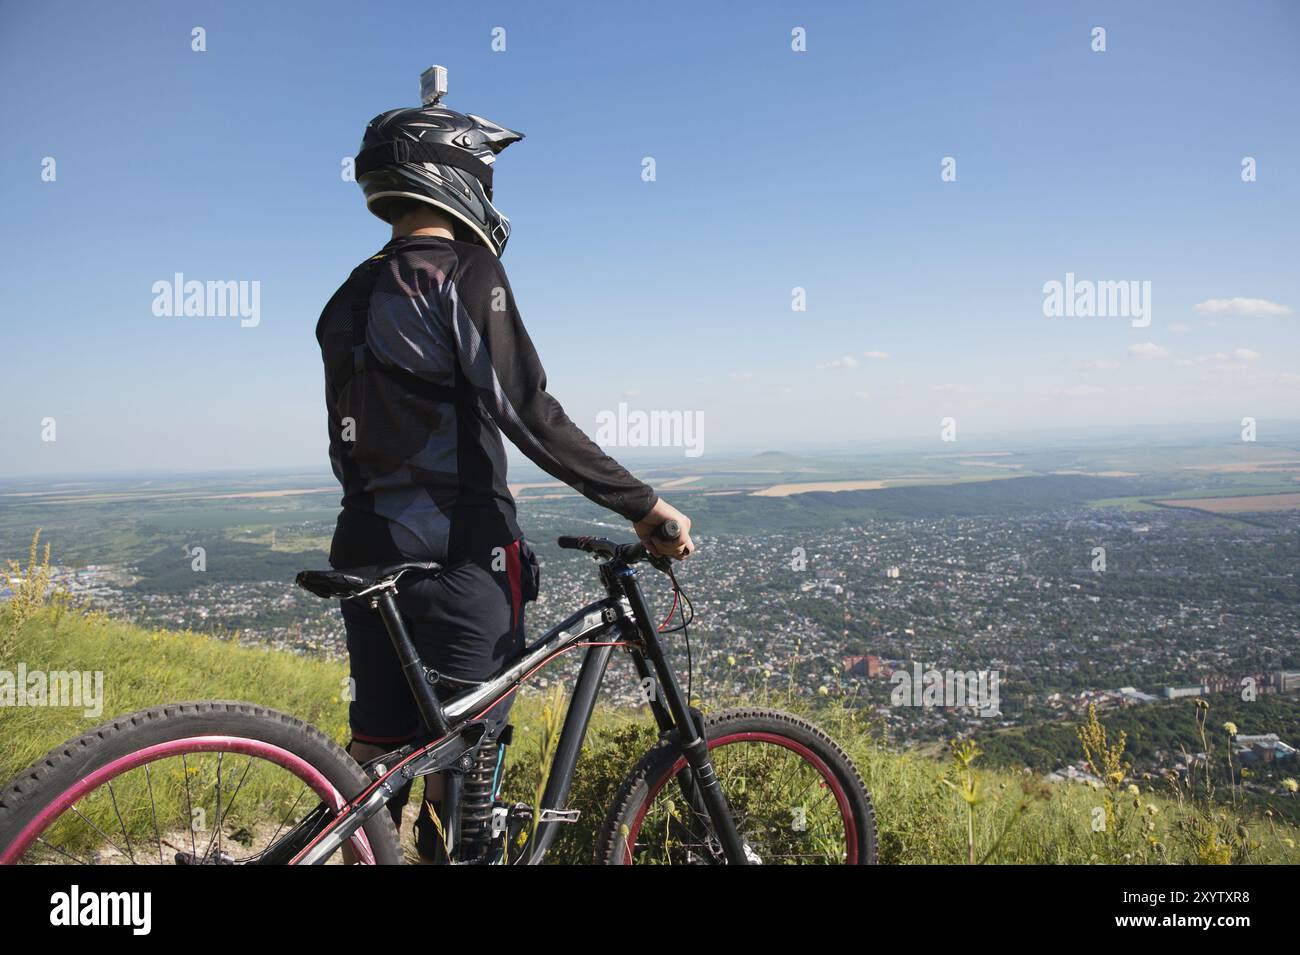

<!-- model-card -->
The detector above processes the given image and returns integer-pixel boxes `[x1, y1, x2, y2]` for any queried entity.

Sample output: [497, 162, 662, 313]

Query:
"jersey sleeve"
[447, 249, 658, 523]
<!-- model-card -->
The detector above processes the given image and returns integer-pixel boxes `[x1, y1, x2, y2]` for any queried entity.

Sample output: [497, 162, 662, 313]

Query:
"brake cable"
[656, 564, 696, 708]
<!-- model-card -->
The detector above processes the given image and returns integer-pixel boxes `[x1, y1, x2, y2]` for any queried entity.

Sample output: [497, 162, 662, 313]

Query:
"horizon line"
[3, 418, 1300, 485]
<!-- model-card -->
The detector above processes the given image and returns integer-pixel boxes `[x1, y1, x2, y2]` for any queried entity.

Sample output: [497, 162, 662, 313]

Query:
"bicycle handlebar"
[557, 520, 682, 565]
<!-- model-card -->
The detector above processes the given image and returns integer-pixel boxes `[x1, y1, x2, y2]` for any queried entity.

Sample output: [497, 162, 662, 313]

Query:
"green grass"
[0, 611, 352, 779]
[3, 608, 1299, 864]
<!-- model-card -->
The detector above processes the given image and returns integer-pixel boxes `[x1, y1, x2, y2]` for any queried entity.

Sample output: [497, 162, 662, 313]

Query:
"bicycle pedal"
[537, 808, 581, 824]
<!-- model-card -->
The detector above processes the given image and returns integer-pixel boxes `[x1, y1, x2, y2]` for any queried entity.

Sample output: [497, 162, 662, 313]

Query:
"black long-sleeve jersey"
[316, 234, 658, 568]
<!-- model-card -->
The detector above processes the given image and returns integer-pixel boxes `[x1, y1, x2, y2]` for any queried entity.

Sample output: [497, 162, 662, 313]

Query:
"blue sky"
[1, 0, 1298, 477]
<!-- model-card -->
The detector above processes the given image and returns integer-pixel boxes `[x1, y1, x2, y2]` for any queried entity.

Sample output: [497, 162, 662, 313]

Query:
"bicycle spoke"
[201, 756, 253, 862]
[262, 786, 310, 854]
[182, 753, 197, 861]
[67, 804, 132, 860]
[106, 781, 137, 864]
[213, 752, 224, 861]
[34, 836, 95, 866]
[144, 763, 165, 864]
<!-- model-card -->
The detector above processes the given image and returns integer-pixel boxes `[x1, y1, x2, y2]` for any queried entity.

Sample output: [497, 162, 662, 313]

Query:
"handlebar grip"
[657, 519, 681, 542]
[557, 536, 586, 550]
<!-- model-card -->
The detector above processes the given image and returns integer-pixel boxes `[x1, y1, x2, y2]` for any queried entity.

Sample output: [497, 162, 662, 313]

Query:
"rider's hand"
[634, 498, 695, 561]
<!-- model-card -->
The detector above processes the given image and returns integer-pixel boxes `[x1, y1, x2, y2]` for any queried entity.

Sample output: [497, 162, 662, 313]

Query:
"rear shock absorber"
[458, 736, 504, 860]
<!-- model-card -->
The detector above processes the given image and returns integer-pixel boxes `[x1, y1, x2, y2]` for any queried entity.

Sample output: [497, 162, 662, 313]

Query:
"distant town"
[16, 501, 1297, 796]
[3, 446, 1298, 801]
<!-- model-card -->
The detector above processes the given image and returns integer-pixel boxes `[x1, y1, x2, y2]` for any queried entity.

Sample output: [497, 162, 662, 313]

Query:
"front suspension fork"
[620, 570, 750, 865]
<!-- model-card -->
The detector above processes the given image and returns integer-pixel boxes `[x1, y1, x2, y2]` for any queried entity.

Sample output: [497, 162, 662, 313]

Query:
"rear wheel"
[0, 701, 402, 865]
[598, 708, 876, 865]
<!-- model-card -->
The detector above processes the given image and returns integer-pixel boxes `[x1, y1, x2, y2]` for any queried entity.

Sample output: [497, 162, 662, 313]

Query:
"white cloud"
[862, 350, 889, 360]
[818, 355, 860, 370]
[1129, 342, 1169, 360]
[1193, 297, 1292, 317]
[1083, 359, 1120, 370]
[1168, 322, 1189, 333]
[931, 383, 972, 394]
[1058, 385, 1104, 397]
[729, 371, 754, 381]
[1200, 351, 1259, 373]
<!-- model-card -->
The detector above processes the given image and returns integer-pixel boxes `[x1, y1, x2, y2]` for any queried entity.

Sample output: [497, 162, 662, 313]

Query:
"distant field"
[197, 487, 334, 500]
[0, 482, 337, 508]
[924, 451, 1012, 458]
[1185, 459, 1300, 474]
[1153, 493, 1300, 514]
[751, 479, 888, 497]
[1051, 469, 1140, 478]
[1086, 497, 1160, 511]
[750, 473, 1030, 498]
[1154, 482, 1300, 500]
[142, 507, 341, 531]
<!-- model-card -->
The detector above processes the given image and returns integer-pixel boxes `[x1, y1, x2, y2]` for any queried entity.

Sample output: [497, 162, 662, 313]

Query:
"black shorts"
[341, 538, 538, 745]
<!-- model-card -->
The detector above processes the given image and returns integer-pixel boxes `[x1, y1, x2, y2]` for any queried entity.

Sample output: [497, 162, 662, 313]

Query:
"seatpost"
[374, 589, 451, 737]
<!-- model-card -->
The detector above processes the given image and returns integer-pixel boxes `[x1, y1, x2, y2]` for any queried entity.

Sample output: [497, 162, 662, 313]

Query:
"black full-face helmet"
[355, 92, 524, 256]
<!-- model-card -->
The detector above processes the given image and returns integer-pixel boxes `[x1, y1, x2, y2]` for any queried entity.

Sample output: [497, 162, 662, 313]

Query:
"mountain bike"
[0, 523, 876, 865]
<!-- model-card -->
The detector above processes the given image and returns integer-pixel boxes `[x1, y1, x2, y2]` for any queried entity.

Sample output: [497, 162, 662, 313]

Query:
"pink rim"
[623, 730, 860, 865]
[1, 735, 375, 865]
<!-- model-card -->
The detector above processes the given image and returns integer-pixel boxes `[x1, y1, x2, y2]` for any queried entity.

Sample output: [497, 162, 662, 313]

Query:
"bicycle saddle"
[295, 561, 443, 599]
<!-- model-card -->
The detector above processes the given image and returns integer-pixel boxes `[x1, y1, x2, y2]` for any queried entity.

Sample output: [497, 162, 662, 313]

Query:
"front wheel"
[598, 708, 877, 865]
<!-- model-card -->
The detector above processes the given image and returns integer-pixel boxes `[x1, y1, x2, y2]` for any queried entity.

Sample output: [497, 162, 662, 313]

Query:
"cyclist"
[316, 89, 693, 861]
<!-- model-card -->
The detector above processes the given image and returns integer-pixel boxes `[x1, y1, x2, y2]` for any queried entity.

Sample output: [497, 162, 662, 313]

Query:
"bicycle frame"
[288, 552, 749, 865]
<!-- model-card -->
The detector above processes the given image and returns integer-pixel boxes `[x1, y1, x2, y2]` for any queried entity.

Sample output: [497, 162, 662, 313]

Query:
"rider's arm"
[448, 248, 658, 523]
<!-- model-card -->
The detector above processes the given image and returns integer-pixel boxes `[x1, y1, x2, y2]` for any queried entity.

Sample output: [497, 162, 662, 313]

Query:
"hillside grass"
[3, 607, 1299, 865]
